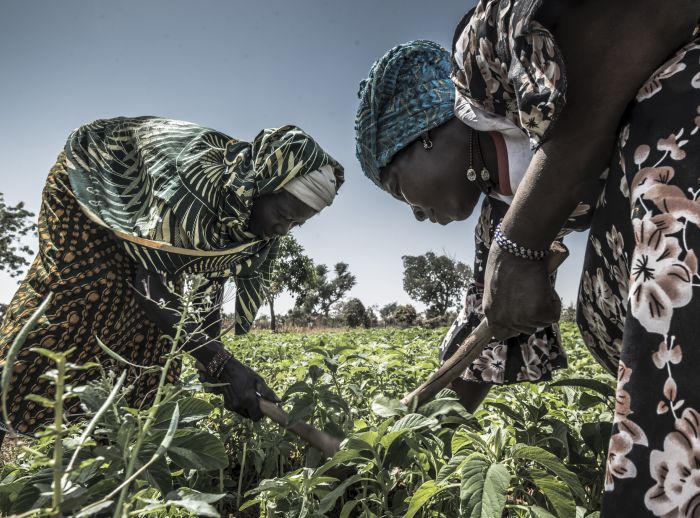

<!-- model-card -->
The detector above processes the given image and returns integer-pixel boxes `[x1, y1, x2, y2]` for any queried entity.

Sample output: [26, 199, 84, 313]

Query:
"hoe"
[258, 244, 568, 459]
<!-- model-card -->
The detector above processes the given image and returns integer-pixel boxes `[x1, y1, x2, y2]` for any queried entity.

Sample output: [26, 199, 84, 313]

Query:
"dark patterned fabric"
[442, 1, 605, 387]
[451, 0, 567, 149]
[65, 117, 343, 334]
[0, 153, 179, 434]
[439, 197, 567, 384]
[443, 0, 604, 384]
[576, 38, 700, 516]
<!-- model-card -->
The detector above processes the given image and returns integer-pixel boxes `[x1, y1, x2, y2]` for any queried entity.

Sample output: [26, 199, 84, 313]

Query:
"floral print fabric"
[439, 197, 567, 384]
[576, 37, 700, 516]
[451, 0, 568, 149]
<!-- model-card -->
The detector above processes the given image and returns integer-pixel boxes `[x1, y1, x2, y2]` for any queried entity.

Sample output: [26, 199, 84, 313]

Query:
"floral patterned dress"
[449, 1, 700, 514]
[580, 37, 700, 516]
[440, 0, 601, 385]
[439, 197, 570, 385]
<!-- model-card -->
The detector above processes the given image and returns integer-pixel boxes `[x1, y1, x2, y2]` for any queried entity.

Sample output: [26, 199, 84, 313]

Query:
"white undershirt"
[454, 96, 534, 205]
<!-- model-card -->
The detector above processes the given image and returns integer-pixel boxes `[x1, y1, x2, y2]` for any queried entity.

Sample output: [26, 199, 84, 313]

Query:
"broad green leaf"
[355, 430, 380, 448]
[581, 421, 612, 455]
[318, 474, 366, 513]
[433, 388, 459, 399]
[371, 396, 407, 417]
[379, 429, 410, 450]
[480, 463, 510, 518]
[168, 432, 228, 470]
[153, 397, 214, 428]
[459, 453, 490, 516]
[533, 474, 575, 518]
[545, 418, 571, 459]
[145, 454, 173, 496]
[579, 392, 608, 410]
[528, 505, 558, 518]
[390, 413, 438, 432]
[436, 453, 468, 484]
[549, 378, 615, 398]
[24, 394, 55, 408]
[452, 428, 490, 455]
[239, 498, 261, 511]
[404, 480, 455, 518]
[315, 449, 366, 477]
[9, 483, 40, 514]
[511, 444, 585, 502]
[340, 499, 361, 518]
[165, 488, 225, 504]
[418, 398, 468, 419]
[575, 507, 600, 518]
[287, 392, 315, 425]
[156, 402, 179, 455]
[75, 500, 114, 517]
[484, 401, 526, 425]
[283, 380, 313, 398]
[166, 498, 220, 517]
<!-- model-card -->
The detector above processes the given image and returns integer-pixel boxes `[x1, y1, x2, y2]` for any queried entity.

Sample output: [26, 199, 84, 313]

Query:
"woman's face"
[379, 117, 482, 225]
[248, 190, 318, 239]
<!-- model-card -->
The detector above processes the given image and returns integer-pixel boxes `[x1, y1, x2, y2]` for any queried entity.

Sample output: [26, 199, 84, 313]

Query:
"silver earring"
[421, 132, 433, 150]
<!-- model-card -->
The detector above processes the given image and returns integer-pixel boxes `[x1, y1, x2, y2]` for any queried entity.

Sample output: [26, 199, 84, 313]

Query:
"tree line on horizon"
[244, 235, 475, 331]
[0, 194, 578, 330]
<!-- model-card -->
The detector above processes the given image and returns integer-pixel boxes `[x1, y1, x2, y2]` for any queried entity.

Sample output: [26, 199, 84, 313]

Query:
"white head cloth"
[282, 164, 337, 212]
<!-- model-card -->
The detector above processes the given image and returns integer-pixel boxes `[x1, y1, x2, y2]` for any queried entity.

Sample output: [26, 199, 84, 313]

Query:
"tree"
[365, 305, 379, 328]
[402, 252, 472, 319]
[0, 193, 36, 278]
[379, 302, 417, 327]
[296, 262, 356, 318]
[266, 236, 316, 331]
[338, 298, 368, 328]
[394, 304, 418, 327]
[379, 302, 399, 325]
[560, 302, 577, 323]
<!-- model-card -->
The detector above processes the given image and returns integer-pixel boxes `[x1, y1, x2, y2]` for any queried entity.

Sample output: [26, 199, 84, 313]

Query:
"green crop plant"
[1, 316, 614, 517]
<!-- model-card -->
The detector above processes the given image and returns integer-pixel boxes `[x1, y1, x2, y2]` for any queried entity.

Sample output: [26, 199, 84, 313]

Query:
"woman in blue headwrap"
[356, 2, 699, 514]
[356, 39, 574, 410]
[0, 116, 343, 438]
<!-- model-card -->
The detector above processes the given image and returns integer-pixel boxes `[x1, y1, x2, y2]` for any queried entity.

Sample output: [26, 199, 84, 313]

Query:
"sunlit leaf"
[511, 445, 585, 502]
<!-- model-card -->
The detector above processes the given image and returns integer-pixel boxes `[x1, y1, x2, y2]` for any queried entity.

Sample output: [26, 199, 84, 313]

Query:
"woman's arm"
[506, 0, 698, 248]
[484, 0, 699, 335]
[132, 266, 278, 420]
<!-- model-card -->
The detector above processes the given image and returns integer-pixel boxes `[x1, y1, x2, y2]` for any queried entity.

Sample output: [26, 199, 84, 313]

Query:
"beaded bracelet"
[494, 224, 549, 261]
[207, 348, 233, 378]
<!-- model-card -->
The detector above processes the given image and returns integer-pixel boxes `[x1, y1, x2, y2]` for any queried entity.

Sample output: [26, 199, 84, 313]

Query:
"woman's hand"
[482, 242, 561, 339]
[200, 358, 279, 421]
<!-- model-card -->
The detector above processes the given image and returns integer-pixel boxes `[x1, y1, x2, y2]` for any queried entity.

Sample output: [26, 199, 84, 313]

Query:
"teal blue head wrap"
[355, 40, 455, 188]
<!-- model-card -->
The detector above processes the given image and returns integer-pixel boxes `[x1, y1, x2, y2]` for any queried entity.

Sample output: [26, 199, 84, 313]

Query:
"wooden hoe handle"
[259, 399, 342, 459]
[259, 245, 567, 459]
[401, 244, 569, 408]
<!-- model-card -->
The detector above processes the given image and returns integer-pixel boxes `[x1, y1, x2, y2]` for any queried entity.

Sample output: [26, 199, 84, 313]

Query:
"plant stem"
[236, 441, 248, 510]
[63, 370, 127, 485]
[111, 289, 193, 517]
[51, 353, 66, 516]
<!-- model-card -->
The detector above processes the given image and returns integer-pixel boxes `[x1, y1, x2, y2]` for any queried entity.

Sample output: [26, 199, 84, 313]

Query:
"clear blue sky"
[0, 0, 588, 316]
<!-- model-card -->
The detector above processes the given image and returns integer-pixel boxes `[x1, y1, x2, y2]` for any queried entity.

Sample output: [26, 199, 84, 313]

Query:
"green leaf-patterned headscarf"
[64, 116, 344, 333]
[65, 116, 343, 268]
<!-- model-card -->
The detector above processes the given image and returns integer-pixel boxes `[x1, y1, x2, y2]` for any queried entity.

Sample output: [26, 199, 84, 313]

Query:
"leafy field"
[0, 324, 615, 517]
